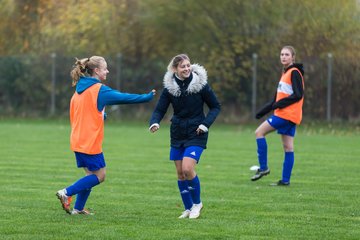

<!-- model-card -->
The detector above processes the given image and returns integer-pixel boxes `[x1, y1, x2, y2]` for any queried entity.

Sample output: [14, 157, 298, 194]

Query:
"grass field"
[0, 119, 359, 240]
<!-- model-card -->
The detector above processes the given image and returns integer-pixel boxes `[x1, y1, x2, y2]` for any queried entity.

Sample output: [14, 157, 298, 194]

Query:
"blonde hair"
[70, 56, 106, 86]
[167, 54, 190, 72]
[282, 45, 296, 63]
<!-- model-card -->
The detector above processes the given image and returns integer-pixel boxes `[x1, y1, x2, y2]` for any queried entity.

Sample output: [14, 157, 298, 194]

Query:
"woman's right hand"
[150, 126, 159, 133]
[149, 123, 160, 133]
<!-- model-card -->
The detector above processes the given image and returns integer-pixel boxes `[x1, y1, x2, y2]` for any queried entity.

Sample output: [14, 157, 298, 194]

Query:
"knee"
[283, 143, 293, 152]
[183, 169, 191, 178]
[98, 174, 106, 183]
[255, 129, 264, 138]
[176, 171, 186, 181]
[182, 167, 194, 179]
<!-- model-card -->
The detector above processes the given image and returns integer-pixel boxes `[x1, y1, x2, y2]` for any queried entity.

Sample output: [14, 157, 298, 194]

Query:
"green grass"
[0, 120, 359, 239]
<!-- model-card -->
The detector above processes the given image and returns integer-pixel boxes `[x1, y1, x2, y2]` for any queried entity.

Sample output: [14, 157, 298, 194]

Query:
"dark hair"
[70, 56, 105, 86]
[167, 54, 190, 71]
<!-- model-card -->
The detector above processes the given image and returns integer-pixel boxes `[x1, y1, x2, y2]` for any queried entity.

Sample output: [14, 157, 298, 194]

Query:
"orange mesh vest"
[70, 83, 104, 154]
[274, 68, 304, 125]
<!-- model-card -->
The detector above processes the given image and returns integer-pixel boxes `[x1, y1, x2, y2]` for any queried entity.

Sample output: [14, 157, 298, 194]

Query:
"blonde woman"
[149, 54, 220, 219]
[56, 56, 155, 214]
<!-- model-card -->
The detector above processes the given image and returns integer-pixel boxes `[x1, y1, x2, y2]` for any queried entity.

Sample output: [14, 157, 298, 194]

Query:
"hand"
[151, 89, 156, 95]
[149, 123, 160, 133]
[196, 127, 204, 135]
[196, 124, 208, 135]
[150, 126, 159, 133]
[255, 113, 263, 119]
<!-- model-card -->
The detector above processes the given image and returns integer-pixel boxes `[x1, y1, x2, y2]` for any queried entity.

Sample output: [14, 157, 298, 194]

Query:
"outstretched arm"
[97, 85, 155, 111]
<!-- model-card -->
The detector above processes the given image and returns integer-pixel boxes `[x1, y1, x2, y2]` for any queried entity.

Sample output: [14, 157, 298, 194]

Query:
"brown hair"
[167, 54, 190, 72]
[70, 56, 106, 86]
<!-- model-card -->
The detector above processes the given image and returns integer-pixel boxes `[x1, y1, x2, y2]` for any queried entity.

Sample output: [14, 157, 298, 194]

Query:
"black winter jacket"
[149, 64, 221, 148]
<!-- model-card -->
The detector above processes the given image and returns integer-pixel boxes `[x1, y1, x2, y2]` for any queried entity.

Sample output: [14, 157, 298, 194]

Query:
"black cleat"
[251, 168, 270, 181]
[270, 180, 290, 186]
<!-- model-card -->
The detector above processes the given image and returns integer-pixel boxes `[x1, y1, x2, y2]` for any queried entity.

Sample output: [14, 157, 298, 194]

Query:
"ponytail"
[70, 56, 105, 86]
[70, 58, 90, 86]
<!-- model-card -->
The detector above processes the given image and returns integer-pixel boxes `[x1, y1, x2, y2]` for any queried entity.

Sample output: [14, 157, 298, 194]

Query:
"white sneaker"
[178, 209, 191, 219]
[71, 208, 94, 215]
[189, 202, 203, 219]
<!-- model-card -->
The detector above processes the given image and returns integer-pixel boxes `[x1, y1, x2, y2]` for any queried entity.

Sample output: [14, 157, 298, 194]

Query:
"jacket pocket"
[170, 118, 186, 139]
[187, 118, 203, 137]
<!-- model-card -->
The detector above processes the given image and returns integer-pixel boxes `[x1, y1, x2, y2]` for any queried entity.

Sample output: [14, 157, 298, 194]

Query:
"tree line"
[0, 0, 359, 122]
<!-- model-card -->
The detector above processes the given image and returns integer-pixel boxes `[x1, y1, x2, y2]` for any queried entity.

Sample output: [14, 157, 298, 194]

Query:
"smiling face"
[94, 60, 109, 82]
[280, 47, 295, 68]
[175, 59, 191, 80]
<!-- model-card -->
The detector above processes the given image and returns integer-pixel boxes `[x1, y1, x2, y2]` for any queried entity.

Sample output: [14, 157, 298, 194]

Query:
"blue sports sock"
[74, 188, 92, 211]
[66, 174, 100, 196]
[282, 152, 294, 183]
[187, 175, 201, 204]
[178, 180, 193, 210]
[256, 138, 268, 170]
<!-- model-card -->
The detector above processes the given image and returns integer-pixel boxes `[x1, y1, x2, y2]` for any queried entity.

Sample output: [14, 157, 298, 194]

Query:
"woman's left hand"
[196, 124, 208, 135]
[196, 128, 204, 135]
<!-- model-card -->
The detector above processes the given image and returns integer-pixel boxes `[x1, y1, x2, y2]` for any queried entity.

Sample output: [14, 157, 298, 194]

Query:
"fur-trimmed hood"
[163, 64, 208, 97]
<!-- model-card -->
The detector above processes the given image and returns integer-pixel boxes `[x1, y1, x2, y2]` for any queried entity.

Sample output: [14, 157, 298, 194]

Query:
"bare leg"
[182, 157, 197, 180]
[255, 120, 276, 138]
[86, 167, 106, 183]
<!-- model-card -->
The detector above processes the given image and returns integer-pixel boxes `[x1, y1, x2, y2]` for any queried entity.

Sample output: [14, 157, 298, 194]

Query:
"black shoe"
[251, 168, 270, 181]
[270, 180, 290, 186]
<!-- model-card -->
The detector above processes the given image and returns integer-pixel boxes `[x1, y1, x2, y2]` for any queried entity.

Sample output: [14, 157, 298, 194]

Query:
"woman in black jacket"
[149, 54, 220, 219]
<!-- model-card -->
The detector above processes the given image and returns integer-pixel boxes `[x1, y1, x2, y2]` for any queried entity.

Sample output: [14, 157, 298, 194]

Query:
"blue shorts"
[170, 146, 204, 163]
[75, 152, 106, 171]
[267, 115, 296, 137]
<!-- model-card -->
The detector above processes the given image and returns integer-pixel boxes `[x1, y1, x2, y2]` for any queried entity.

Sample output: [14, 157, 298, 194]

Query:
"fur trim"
[163, 64, 208, 97]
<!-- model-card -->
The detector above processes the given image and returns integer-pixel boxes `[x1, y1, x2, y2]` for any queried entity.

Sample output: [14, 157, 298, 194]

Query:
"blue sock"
[256, 138, 268, 170]
[178, 180, 193, 210]
[187, 175, 201, 204]
[282, 152, 294, 183]
[66, 174, 100, 196]
[74, 189, 92, 211]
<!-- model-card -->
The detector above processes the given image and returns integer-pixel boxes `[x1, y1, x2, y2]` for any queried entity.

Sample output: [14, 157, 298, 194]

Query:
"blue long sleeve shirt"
[75, 76, 154, 112]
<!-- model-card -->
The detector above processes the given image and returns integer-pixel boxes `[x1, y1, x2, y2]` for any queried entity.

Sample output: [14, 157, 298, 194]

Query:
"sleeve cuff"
[198, 124, 208, 133]
[149, 123, 160, 131]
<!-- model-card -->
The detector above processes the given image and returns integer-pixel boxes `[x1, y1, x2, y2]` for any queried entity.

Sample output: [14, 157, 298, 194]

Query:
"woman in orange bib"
[251, 46, 304, 186]
[56, 56, 156, 214]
